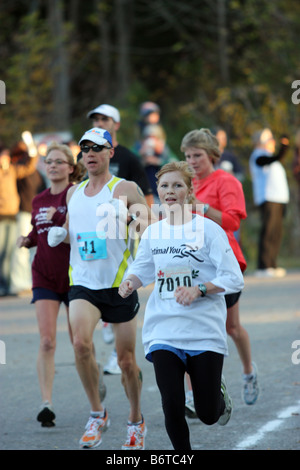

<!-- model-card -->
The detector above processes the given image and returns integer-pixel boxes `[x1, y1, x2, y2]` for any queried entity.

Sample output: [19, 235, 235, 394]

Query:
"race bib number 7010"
[157, 265, 192, 299]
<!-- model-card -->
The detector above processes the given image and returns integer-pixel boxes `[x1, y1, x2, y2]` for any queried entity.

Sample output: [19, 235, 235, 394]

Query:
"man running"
[49, 127, 152, 449]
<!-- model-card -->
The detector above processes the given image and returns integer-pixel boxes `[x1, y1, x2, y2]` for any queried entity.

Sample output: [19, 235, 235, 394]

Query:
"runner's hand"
[174, 286, 200, 306]
[118, 280, 134, 298]
[47, 227, 68, 247]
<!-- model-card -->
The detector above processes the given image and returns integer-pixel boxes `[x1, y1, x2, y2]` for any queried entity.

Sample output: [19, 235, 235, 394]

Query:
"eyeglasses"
[80, 144, 111, 153]
[45, 159, 71, 166]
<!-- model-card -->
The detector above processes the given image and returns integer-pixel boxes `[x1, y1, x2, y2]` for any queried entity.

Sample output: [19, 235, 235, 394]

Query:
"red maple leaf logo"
[157, 270, 164, 278]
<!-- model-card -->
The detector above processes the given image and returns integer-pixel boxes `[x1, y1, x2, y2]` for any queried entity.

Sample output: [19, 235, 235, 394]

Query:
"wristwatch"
[198, 284, 207, 297]
[203, 203, 210, 214]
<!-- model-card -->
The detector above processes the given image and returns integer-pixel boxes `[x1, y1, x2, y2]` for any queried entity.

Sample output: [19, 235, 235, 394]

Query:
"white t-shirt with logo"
[127, 215, 244, 358]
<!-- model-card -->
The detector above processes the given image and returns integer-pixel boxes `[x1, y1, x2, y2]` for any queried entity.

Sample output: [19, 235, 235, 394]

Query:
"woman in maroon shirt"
[17, 142, 85, 426]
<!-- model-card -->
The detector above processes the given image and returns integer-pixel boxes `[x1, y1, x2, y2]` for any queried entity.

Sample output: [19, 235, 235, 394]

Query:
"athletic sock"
[91, 409, 105, 418]
[127, 415, 143, 426]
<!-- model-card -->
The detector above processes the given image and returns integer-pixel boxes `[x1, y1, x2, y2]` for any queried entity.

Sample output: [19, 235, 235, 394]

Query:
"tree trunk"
[47, 0, 71, 130]
[95, 0, 111, 102]
[217, 0, 230, 84]
[114, 0, 131, 104]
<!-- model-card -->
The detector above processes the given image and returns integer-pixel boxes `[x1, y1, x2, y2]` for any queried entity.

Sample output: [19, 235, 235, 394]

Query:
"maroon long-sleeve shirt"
[27, 184, 72, 293]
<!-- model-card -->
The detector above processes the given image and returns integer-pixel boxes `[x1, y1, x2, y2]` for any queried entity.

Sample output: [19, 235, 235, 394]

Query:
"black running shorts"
[225, 291, 242, 309]
[68, 285, 140, 323]
[31, 287, 69, 306]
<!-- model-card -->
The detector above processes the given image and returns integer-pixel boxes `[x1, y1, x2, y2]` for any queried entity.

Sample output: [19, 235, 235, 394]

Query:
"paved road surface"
[1, 271, 300, 452]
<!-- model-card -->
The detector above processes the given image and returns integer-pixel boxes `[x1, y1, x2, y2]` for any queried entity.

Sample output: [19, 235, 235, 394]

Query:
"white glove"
[47, 227, 67, 247]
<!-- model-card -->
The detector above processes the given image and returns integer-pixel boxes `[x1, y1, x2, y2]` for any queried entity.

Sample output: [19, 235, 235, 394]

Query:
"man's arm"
[256, 137, 289, 166]
[114, 180, 156, 238]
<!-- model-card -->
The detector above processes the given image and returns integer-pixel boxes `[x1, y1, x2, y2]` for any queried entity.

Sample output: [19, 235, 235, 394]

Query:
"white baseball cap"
[87, 104, 120, 123]
[78, 128, 113, 147]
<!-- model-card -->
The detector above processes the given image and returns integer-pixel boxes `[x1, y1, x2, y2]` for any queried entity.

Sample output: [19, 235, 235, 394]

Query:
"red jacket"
[193, 169, 247, 272]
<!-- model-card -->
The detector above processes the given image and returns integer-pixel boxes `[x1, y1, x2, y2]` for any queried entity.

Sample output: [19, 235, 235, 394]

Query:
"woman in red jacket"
[17, 142, 85, 426]
[181, 128, 259, 408]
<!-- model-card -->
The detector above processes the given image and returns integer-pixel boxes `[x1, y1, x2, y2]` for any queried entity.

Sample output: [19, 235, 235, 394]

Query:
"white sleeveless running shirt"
[68, 176, 132, 290]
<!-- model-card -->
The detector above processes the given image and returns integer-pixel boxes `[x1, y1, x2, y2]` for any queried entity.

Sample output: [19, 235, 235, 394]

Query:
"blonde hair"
[46, 142, 86, 183]
[252, 128, 274, 146]
[156, 161, 196, 204]
[180, 128, 221, 163]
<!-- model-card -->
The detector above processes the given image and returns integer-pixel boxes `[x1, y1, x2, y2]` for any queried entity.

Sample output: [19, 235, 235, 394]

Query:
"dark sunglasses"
[80, 144, 111, 153]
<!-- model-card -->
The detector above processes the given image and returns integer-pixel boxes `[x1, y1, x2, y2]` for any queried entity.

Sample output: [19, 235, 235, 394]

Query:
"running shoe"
[122, 417, 147, 450]
[102, 322, 115, 344]
[254, 267, 286, 278]
[79, 410, 110, 449]
[37, 401, 55, 427]
[98, 363, 107, 402]
[104, 350, 121, 375]
[185, 390, 197, 419]
[218, 376, 233, 426]
[243, 362, 259, 405]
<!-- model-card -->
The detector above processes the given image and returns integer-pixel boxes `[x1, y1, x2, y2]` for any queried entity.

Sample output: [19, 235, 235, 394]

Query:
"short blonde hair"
[46, 142, 86, 183]
[180, 128, 221, 163]
[156, 161, 195, 204]
[252, 128, 274, 146]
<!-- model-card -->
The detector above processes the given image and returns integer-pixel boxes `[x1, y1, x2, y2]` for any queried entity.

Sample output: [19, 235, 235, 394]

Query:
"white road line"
[234, 400, 300, 450]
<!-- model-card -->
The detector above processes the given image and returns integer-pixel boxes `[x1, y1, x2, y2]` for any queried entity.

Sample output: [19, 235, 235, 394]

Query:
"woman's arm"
[118, 275, 143, 298]
[174, 282, 224, 306]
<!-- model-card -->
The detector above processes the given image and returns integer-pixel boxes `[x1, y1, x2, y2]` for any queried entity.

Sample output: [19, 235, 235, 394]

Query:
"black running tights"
[151, 350, 225, 450]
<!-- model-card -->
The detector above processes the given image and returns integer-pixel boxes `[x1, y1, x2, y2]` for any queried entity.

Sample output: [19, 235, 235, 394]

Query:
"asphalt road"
[1, 271, 300, 453]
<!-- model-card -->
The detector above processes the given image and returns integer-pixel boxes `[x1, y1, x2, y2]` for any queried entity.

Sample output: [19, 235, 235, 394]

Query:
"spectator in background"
[214, 128, 245, 244]
[214, 128, 244, 182]
[292, 129, 300, 219]
[0, 142, 39, 296]
[9, 142, 47, 296]
[133, 102, 177, 204]
[136, 124, 177, 204]
[249, 129, 289, 278]
[137, 101, 161, 137]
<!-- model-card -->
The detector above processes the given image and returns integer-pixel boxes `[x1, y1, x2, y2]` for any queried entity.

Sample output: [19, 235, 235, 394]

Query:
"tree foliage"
[0, 0, 299, 147]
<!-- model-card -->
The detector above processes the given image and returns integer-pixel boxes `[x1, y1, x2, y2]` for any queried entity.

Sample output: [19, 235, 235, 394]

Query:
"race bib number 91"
[157, 265, 192, 299]
[77, 231, 107, 260]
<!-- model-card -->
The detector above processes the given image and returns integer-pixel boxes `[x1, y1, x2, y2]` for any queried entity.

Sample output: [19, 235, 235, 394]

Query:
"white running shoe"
[79, 411, 110, 449]
[243, 362, 259, 405]
[104, 350, 122, 375]
[122, 418, 147, 450]
[102, 322, 115, 344]
[185, 390, 197, 419]
[255, 267, 286, 278]
[218, 375, 233, 426]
